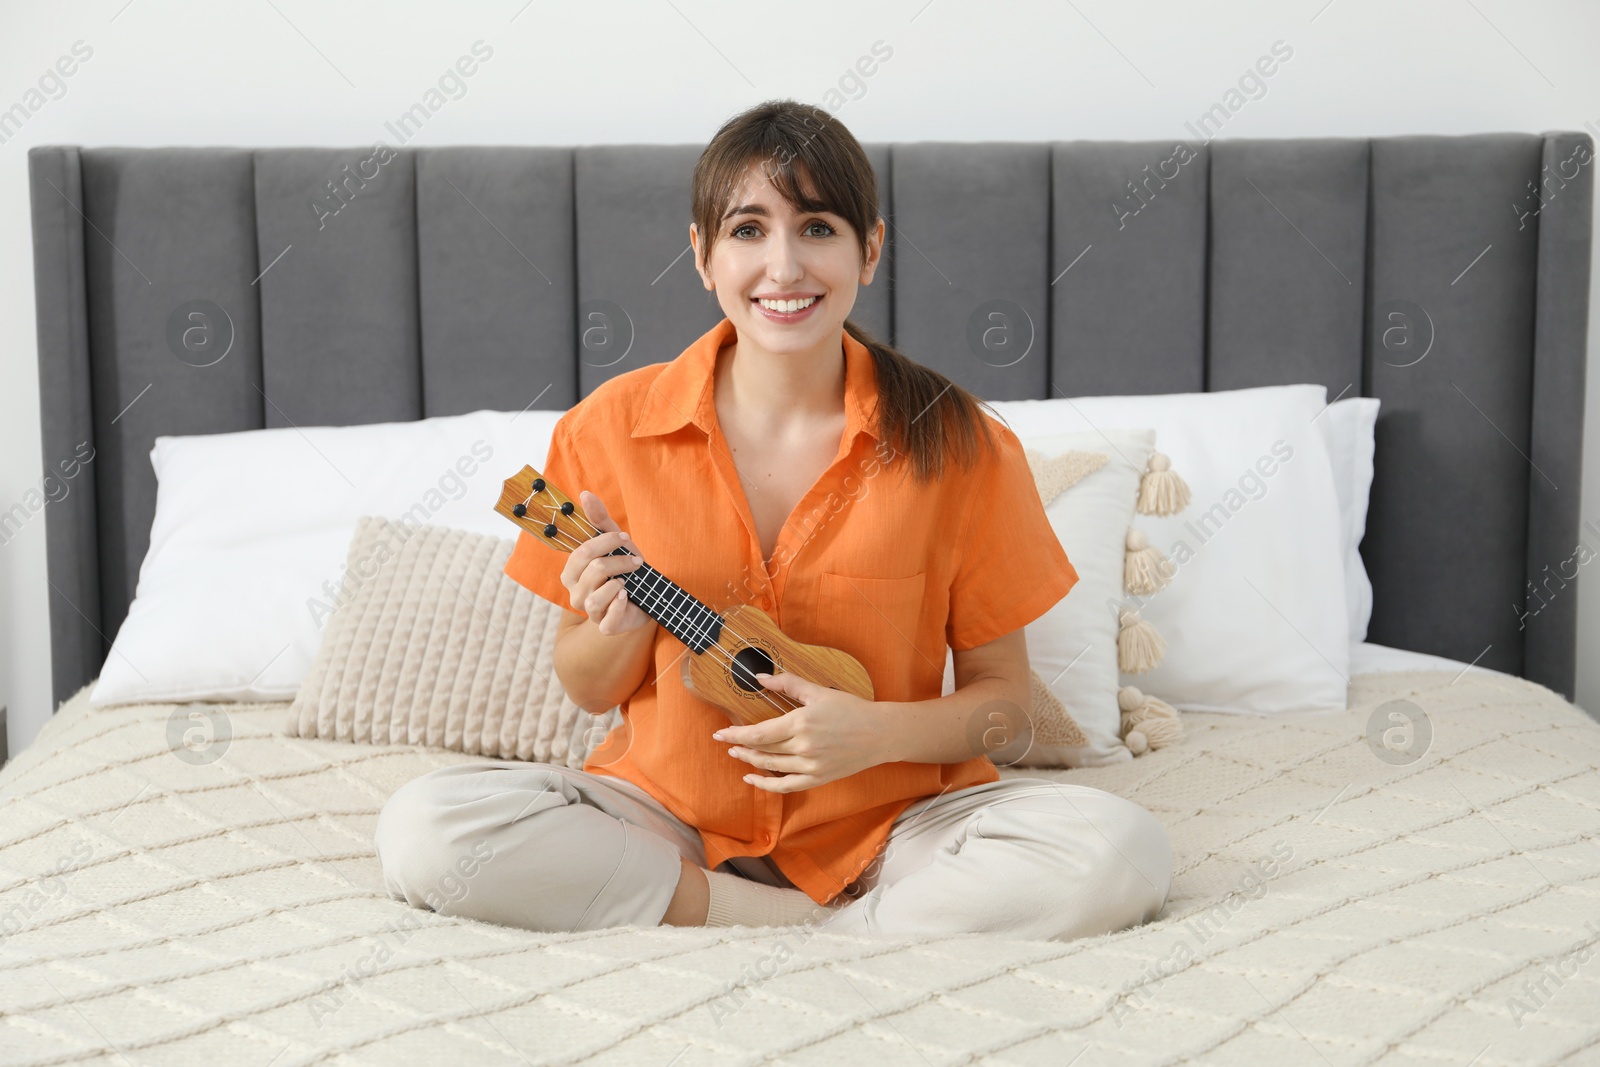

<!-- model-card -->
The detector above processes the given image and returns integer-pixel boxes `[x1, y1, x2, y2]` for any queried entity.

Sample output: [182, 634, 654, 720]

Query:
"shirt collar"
[631, 316, 880, 447]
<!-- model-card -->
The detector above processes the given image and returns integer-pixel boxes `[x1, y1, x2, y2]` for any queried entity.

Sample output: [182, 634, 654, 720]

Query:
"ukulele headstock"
[494, 465, 592, 553]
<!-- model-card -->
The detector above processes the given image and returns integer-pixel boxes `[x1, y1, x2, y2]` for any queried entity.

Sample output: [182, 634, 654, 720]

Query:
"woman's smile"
[751, 293, 823, 323]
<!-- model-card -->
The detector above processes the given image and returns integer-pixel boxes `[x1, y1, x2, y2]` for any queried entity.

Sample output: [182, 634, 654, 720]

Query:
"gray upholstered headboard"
[27, 133, 1592, 709]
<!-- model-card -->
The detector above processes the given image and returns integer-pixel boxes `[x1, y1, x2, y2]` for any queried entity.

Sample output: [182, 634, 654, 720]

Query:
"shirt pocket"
[816, 570, 929, 701]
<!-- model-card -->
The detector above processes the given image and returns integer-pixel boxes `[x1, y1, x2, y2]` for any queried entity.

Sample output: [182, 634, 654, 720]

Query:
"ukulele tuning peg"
[512, 503, 527, 517]
[543, 523, 558, 538]
[560, 501, 574, 515]
[532, 478, 545, 492]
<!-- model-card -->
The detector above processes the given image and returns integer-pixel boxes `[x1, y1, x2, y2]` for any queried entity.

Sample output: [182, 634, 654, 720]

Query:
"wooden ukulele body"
[494, 463, 874, 729]
[683, 604, 874, 727]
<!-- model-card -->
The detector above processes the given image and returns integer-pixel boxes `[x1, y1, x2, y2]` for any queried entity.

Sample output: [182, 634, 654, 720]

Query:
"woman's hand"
[559, 490, 652, 636]
[711, 671, 892, 793]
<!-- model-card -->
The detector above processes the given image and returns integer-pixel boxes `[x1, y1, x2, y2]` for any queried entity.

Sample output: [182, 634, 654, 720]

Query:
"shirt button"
[758, 830, 773, 846]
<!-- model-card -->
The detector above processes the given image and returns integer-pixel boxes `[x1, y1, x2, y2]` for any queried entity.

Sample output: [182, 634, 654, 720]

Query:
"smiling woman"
[686, 100, 999, 486]
[374, 98, 1173, 943]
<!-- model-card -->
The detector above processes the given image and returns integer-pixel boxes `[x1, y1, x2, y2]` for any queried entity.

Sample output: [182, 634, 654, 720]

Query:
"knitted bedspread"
[1, 670, 1597, 1067]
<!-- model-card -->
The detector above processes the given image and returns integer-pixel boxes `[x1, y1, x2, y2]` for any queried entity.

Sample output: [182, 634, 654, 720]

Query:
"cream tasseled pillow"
[286, 516, 620, 765]
[1024, 435, 1191, 761]
[942, 429, 1191, 767]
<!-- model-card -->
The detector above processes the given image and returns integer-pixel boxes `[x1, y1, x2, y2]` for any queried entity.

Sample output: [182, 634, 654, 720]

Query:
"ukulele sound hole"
[730, 646, 776, 693]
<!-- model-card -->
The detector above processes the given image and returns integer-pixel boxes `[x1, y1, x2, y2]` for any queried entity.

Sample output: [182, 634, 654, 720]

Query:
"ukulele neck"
[603, 545, 724, 652]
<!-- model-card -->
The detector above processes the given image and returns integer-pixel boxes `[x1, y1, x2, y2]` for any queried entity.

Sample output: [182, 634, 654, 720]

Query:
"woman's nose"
[765, 232, 804, 280]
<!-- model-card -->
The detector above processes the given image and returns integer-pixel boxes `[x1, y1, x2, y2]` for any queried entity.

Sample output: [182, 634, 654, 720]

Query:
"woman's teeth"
[757, 296, 818, 313]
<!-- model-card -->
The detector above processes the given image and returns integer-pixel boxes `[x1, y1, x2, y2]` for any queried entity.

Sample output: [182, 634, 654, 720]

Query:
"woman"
[374, 99, 1172, 940]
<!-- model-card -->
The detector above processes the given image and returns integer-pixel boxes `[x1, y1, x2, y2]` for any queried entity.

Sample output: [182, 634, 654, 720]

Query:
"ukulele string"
[516, 487, 794, 697]
[532, 504, 800, 715]
[547, 506, 788, 671]
[546, 523, 800, 717]
[526, 493, 776, 654]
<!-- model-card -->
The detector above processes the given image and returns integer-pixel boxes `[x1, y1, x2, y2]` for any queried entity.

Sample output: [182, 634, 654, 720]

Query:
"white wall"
[3, 0, 1597, 754]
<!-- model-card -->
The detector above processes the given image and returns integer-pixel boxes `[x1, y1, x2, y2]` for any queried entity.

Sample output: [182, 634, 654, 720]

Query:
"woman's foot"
[703, 867, 831, 927]
[659, 857, 839, 927]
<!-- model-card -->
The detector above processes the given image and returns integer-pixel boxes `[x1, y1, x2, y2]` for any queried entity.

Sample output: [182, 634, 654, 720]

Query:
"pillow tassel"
[1117, 607, 1164, 673]
[1118, 685, 1184, 756]
[1123, 529, 1171, 595]
[1137, 452, 1191, 516]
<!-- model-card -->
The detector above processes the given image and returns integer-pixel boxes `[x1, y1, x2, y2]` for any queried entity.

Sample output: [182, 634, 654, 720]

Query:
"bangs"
[711, 135, 851, 226]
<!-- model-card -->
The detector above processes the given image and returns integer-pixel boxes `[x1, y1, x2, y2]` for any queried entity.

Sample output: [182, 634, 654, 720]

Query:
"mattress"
[2, 666, 1597, 1066]
[1350, 641, 1510, 679]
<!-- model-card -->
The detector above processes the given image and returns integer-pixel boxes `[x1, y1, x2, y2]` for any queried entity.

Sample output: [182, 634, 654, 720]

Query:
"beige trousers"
[374, 761, 1172, 942]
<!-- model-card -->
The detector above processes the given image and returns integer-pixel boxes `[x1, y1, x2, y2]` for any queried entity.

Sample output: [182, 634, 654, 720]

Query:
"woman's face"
[691, 158, 884, 355]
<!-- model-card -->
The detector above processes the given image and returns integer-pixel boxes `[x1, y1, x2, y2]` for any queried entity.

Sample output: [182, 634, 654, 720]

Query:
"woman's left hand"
[711, 671, 891, 793]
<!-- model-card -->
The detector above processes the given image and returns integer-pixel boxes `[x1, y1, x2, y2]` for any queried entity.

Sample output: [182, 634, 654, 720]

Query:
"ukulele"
[495, 465, 874, 726]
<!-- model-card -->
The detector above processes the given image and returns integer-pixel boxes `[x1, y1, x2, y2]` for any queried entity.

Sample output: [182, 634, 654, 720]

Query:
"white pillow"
[987, 385, 1349, 715]
[91, 409, 565, 706]
[1316, 397, 1380, 645]
[941, 428, 1155, 765]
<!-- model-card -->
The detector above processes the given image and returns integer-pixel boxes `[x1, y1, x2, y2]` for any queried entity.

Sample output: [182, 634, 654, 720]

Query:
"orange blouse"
[503, 316, 1078, 903]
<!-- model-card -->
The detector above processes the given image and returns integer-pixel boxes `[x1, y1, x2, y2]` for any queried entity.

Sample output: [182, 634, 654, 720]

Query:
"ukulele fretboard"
[604, 545, 723, 652]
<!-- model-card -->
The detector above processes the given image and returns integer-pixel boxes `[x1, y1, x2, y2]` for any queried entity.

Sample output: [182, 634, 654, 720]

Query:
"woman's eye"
[729, 221, 835, 239]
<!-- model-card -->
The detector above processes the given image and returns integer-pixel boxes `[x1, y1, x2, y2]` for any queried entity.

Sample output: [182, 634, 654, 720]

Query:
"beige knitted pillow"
[285, 516, 619, 765]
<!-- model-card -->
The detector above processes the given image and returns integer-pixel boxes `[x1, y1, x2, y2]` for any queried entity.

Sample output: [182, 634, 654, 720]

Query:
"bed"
[11, 134, 1598, 1065]
[4, 656, 1597, 1065]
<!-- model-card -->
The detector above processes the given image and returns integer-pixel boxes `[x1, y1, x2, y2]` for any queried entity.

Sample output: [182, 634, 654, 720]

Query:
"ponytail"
[844, 318, 1001, 484]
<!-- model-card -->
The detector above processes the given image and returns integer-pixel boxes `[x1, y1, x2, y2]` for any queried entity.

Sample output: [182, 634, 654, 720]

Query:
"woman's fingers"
[574, 490, 642, 569]
[597, 575, 652, 635]
[586, 579, 615, 628]
[580, 490, 617, 534]
[561, 530, 637, 610]
[744, 774, 819, 794]
[586, 572, 627, 617]
[728, 745, 808, 768]
[593, 578, 627, 633]
[556, 490, 647, 629]
[585, 545, 642, 607]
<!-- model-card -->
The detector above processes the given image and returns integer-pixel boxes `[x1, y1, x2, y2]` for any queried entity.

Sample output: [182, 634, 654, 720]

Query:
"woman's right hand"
[560, 490, 653, 636]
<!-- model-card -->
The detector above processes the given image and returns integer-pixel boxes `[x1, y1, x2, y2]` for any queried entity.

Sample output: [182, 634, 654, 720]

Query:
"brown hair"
[690, 98, 1000, 484]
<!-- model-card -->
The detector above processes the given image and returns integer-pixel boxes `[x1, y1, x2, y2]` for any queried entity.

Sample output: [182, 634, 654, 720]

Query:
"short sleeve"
[944, 422, 1079, 651]
[503, 413, 603, 612]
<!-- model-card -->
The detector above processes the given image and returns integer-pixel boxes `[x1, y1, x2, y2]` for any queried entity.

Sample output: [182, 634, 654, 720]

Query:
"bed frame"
[26, 133, 1593, 709]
